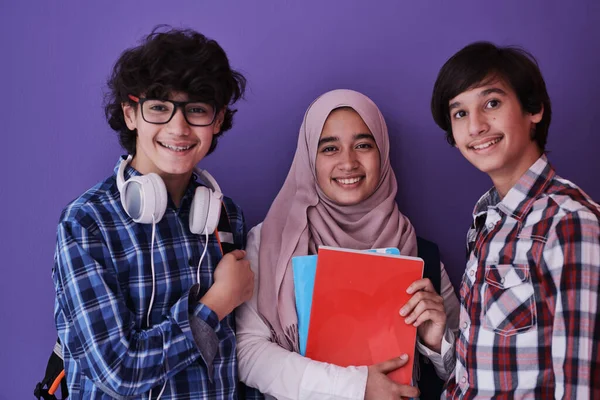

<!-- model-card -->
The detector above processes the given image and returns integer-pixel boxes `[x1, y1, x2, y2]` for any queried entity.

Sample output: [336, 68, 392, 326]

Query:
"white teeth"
[472, 137, 501, 150]
[160, 142, 194, 152]
[336, 177, 362, 185]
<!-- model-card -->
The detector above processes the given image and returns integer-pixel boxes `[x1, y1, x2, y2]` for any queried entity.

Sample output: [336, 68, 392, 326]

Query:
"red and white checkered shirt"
[443, 155, 600, 399]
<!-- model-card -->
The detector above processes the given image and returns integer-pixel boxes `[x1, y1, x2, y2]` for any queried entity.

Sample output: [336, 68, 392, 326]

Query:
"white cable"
[149, 226, 208, 400]
[196, 230, 209, 286]
[147, 214, 157, 328]
[149, 380, 167, 400]
[155, 380, 167, 400]
[146, 214, 168, 400]
[148, 214, 156, 400]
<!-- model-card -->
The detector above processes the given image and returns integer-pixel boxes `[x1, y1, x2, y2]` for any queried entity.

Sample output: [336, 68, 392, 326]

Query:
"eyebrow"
[448, 87, 508, 111]
[318, 133, 375, 147]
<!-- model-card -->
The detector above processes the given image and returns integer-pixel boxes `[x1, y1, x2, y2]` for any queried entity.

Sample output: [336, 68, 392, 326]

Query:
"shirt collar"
[473, 154, 555, 221]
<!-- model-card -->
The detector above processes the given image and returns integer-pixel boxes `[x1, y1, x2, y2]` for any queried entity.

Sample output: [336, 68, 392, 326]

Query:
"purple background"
[2, 1, 599, 398]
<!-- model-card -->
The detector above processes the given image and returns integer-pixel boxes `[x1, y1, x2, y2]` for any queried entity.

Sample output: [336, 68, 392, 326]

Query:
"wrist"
[200, 286, 233, 321]
[422, 335, 442, 353]
[425, 341, 442, 353]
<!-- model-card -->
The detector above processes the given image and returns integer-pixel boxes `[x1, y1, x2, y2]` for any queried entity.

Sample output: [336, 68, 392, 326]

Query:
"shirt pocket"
[482, 264, 537, 336]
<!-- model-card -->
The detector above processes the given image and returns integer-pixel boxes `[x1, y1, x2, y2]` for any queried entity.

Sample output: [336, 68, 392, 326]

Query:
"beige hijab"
[257, 89, 417, 351]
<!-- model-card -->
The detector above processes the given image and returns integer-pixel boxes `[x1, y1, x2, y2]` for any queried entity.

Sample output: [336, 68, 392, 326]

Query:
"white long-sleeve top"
[236, 224, 460, 400]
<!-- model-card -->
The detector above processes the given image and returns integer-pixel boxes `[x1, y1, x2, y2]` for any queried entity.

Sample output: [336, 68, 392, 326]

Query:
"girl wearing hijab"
[236, 89, 459, 399]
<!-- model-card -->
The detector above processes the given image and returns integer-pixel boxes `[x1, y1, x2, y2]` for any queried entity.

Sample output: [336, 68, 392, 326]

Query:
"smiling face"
[315, 108, 381, 206]
[122, 91, 224, 180]
[449, 77, 544, 195]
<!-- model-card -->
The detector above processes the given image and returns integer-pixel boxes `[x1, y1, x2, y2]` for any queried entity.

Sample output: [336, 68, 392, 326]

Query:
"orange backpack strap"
[34, 338, 68, 400]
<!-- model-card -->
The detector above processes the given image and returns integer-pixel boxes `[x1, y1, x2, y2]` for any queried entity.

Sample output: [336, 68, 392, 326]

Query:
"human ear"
[212, 108, 226, 135]
[122, 103, 138, 131]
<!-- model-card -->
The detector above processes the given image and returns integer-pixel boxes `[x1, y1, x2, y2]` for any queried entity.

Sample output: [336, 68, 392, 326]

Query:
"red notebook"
[305, 246, 424, 385]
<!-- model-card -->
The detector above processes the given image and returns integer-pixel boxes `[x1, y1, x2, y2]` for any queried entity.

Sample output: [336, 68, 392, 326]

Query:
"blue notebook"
[292, 247, 400, 356]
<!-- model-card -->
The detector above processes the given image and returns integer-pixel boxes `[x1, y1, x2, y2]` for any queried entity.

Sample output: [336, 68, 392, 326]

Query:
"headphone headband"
[118, 156, 221, 196]
[116, 154, 133, 192]
[194, 168, 222, 195]
[116, 155, 222, 234]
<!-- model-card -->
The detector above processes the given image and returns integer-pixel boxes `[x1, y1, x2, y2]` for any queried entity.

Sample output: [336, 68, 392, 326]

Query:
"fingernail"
[406, 286, 414, 294]
[399, 307, 407, 316]
[400, 354, 408, 360]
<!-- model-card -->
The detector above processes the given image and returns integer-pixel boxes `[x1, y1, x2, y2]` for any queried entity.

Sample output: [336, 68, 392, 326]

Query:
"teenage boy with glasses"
[52, 27, 257, 399]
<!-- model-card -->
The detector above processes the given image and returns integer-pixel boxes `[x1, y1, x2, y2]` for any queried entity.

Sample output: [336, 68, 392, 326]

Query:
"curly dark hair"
[431, 42, 551, 150]
[104, 26, 246, 155]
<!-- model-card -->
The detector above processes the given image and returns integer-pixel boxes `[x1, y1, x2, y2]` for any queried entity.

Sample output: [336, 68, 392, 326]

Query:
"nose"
[167, 107, 191, 135]
[338, 149, 359, 171]
[468, 110, 489, 136]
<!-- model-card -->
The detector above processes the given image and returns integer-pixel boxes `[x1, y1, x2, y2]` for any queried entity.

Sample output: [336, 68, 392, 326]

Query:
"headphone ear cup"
[145, 173, 168, 222]
[189, 187, 222, 235]
[189, 186, 210, 234]
[203, 190, 222, 235]
[121, 173, 167, 224]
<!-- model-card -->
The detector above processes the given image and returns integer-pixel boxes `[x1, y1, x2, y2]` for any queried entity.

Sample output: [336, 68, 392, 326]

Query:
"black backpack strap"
[216, 202, 264, 400]
[34, 338, 68, 400]
[215, 202, 241, 255]
[417, 236, 441, 293]
[416, 236, 445, 400]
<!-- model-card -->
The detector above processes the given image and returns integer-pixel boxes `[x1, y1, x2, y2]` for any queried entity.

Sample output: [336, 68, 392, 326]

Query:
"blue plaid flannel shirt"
[53, 157, 259, 399]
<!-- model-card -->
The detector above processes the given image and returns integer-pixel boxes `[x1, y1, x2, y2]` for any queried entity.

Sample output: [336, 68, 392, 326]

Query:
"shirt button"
[469, 270, 475, 276]
[488, 223, 495, 229]
[462, 321, 469, 330]
[461, 376, 467, 384]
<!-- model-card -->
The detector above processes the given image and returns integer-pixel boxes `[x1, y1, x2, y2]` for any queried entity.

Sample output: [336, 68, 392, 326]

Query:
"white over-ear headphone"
[116, 155, 223, 235]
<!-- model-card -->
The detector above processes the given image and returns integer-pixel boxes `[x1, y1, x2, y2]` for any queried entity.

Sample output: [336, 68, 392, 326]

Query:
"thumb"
[375, 354, 409, 374]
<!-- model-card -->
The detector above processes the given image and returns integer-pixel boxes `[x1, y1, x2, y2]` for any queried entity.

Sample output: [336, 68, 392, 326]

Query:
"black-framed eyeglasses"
[128, 95, 217, 127]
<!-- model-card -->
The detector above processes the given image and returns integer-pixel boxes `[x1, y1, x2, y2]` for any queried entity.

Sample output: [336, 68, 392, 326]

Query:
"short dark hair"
[104, 26, 246, 155]
[431, 42, 551, 150]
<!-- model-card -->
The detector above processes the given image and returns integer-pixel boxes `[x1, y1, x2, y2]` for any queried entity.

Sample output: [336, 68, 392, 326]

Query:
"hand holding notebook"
[365, 354, 420, 399]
